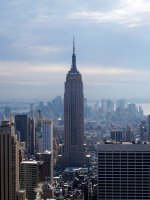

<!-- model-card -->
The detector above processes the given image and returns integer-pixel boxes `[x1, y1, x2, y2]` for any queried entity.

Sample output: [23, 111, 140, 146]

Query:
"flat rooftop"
[97, 143, 150, 151]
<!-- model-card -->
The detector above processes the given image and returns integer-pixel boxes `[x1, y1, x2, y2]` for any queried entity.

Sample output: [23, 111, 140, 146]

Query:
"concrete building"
[128, 103, 137, 115]
[35, 151, 53, 183]
[51, 95, 63, 117]
[139, 121, 147, 141]
[97, 142, 150, 199]
[20, 160, 44, 200]
[4, 106, 11, 118]
[0, 118, 20, 200]
[63, 39, 85, 168]
[27, 115, 35, 155]
[107, 99, 114, 112]
[126, 125, 134, 142]
[110, 130, 124, 142]
[116, 98, 126, 110]
[148, 115, 150, 141]
[17, 190, 26, 200]
[101, 99, 107, 112]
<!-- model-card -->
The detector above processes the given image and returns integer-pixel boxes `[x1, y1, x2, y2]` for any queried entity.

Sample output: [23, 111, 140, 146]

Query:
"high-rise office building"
[110, 130, 124, 142]
[63, 39, 85, 168]
[0, 117, 20, 200]
[126, 125, 135, 142]
[107, 99, 114, 112]
[116, 98, 126, 110]
[20, 160, 44, 200]
[139, 120, 147, 141]
[147, 115, 150, 140]
[15, 114, 28, 143]
[36, 151, 53, 183]
[52, 96, 63, 116]
[101, 99, 107, 112]
[97, 142, 150, 199]
[36, 118, 53, 153]
[4, 106, 11, 118]
[27, 116, 35, 155]
[15, 114, 35, 154]
[127, 103, 137, 115]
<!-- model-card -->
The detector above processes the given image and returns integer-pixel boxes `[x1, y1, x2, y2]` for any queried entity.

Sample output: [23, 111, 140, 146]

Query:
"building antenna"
[73, 35, 75, 54]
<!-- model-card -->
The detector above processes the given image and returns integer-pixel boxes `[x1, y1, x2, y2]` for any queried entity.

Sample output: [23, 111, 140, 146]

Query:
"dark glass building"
[15, 114, 35, 154]
[63, 40, 85, 168]
[15, 114, 28, 143]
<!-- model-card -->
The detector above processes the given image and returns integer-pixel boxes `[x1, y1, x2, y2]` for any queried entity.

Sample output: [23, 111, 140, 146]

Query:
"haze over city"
[1, 0, 150, 100]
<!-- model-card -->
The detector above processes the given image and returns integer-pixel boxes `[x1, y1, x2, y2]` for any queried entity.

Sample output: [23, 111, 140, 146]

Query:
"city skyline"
[1, 0, 150, 99]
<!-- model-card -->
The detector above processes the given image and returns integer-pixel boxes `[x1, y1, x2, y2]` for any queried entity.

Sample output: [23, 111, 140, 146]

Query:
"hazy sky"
[1, 0, 150, 100]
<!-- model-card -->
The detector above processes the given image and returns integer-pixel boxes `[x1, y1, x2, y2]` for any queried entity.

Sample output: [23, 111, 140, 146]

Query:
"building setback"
[63, 39, 85, 168]
[97, 143, 150, 199]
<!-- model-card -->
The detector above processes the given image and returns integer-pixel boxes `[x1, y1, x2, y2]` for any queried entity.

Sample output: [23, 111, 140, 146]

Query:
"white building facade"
[37, 119, 53, 153]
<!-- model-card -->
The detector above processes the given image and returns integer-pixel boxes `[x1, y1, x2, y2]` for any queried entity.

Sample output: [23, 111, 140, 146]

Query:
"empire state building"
[63, 39, 85, 168]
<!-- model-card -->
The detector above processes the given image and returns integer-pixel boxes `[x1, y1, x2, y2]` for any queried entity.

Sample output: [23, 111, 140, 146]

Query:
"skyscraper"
[15, 114, 28, 144]
[36, 151, 53, 183]
[97, 142, 150, 199]
[147, 115, 150, 140]
[0, 117, 20, 200]
[63, 39, 85, 168]
[15, 114, 35, 155]
[20, 160, 44, 199]
[36, 118, 53, 153]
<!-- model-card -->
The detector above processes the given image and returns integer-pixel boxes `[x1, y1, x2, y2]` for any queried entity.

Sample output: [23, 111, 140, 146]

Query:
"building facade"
[36, 151, 53, 183]
[110, 130, 124, 142]
[148, 115, 150, 140]
[97, 143, 150, 199]
[15, 114, 28, 143]
[36, 118, 53, 153]
[20, 160, 44, 200]
[15, 114, 35, 155]
[0, 118, 20, 200]
[63, 39, 85, 168]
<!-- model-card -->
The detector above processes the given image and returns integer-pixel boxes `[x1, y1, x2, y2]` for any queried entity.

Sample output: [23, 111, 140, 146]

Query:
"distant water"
[138, 103, 150, 116]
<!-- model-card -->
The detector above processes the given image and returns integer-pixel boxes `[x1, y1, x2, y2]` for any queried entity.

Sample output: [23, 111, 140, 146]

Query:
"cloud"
[0, 79, 48, 86]
[81, 66, 138, 75]
[0, 0, 150, 67]
[0, 60, 149, 99]
[70, 0, 150, 27]
[0, 61, 149, 82]
[0, 0, 150, 99]
[24, 45, 59, 55]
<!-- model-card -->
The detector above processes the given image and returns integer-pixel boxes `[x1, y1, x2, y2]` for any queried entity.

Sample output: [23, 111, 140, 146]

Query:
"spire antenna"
[70, 35, 78, 72]
[73, 35, 75, 54]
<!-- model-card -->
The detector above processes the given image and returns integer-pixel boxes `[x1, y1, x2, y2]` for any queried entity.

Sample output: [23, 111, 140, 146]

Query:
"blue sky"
[1, 0, 150, 100]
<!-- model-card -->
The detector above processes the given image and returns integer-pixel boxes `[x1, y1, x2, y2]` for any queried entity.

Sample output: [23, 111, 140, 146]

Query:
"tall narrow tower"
[63, 39, 85, 168]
